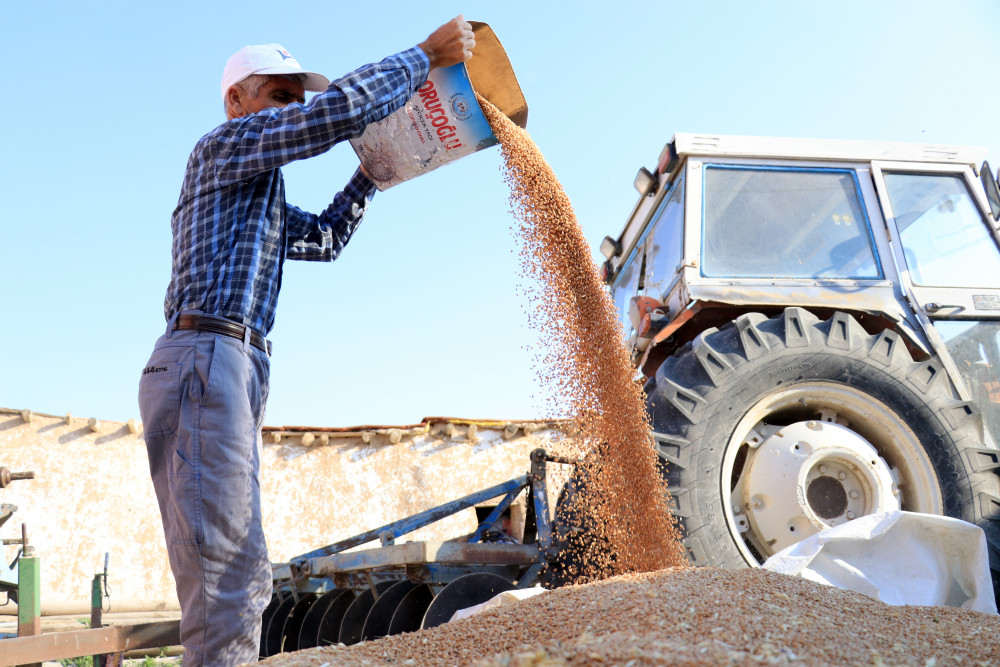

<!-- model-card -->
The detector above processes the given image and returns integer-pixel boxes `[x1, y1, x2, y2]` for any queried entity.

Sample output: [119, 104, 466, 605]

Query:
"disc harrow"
[261, 449, 572, 657]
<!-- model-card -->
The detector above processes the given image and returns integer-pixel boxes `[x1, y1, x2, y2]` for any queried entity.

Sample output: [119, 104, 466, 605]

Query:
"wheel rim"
[722, 381, 943, 564]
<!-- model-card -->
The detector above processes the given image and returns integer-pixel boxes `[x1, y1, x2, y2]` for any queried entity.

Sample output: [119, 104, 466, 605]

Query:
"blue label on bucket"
[349, 63, 498, 190]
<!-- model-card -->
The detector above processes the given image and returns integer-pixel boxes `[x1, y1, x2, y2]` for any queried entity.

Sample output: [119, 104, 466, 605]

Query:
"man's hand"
[418, 15, 476, 69]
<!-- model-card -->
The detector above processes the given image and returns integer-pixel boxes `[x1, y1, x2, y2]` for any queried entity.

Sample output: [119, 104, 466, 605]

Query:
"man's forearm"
[285, 168, 377, 262]
[215, 47, 430, 186]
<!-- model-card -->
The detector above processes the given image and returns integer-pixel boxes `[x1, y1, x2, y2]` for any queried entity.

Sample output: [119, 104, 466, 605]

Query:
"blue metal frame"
[278, 449, 570, 594]
[294, 475, 531, 563]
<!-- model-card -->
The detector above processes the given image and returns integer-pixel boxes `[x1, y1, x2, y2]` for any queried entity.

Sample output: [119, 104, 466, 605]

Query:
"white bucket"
[350, 22, 527, 190]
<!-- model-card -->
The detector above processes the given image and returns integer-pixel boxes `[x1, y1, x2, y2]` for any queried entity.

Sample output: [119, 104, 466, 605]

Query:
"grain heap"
[259, 567, 1000, 666]
[476, 96, 686, 581]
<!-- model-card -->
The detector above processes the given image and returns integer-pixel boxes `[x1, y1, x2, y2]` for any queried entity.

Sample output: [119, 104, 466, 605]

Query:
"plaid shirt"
[164, 46, 430, 335]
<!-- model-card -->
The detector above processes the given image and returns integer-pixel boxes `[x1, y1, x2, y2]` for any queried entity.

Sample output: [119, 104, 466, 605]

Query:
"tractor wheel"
[646, 308, 1000, 600]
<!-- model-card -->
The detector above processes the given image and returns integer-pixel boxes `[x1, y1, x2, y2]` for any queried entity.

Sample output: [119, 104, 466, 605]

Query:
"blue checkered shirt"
[164, 46, 430, 335]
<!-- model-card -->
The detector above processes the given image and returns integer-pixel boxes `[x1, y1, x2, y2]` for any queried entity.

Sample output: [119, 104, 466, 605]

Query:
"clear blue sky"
[4, 1, 1000, 427]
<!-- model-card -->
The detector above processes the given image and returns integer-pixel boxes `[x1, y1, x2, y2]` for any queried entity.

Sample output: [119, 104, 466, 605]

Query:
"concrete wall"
[0, 408, 567, 606]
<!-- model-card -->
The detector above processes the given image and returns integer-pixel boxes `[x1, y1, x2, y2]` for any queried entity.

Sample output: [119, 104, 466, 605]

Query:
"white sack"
[450, 586, 547, 622]
[763, 510, 996, 613]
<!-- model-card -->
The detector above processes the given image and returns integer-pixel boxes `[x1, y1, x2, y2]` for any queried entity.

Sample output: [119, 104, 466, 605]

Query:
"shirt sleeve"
[214, 46, 431, 186]
[284, 168, 377, 262]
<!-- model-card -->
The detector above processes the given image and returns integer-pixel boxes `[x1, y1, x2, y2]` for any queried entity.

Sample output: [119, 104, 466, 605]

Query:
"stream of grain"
[476, 95, 685, 581]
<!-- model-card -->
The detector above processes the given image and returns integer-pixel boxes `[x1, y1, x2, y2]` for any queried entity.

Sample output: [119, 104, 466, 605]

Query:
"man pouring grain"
[138, 17, 475, 666]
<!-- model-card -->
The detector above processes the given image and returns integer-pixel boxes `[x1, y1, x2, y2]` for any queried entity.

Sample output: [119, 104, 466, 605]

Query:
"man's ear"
[225, 86, 244, 119]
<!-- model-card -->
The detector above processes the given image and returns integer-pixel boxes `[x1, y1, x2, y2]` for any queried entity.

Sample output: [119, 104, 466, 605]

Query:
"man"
[138, 17, 475, 666]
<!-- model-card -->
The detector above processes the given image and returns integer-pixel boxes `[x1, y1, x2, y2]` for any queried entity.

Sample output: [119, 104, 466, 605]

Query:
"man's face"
[230, 76, 306, 118]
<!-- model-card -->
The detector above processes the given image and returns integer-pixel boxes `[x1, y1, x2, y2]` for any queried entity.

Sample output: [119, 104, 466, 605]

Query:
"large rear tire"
[646, 308, 1000, 599]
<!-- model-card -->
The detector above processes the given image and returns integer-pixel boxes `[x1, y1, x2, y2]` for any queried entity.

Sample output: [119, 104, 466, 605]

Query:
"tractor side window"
[611, 252, 641, 339]
[936, 320, 1000, 442]
[643, 172, 686, 297]
[883, 173, 1000, 288]
[609, 174, 685, 341]
[702, 166, 881, 279]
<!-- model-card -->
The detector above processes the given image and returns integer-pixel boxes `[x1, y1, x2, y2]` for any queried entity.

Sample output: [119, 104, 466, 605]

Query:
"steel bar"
[530, 450, 554, 551]
[308, 541, 541, 577]
[0, 599, 180, 616]
[542, 452, 579, 466]
[516, 561, 546, 588]
[0, 621, 181, 667]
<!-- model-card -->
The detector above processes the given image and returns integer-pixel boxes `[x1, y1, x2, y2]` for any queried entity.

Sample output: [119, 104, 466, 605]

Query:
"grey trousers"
[138, 327, 272, 666]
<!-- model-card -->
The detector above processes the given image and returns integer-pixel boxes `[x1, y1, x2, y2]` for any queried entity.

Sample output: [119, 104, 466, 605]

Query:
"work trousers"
[138, 327, 272, 666]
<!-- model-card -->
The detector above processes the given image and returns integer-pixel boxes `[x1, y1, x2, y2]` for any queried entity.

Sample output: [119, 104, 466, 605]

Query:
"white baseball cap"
[221, 43, 331, 100]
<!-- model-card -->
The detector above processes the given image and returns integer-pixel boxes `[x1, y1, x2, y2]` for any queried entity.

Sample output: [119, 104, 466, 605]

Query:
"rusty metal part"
[0, 621, 180, 667]
[639, 301, 711, 377]
[639, 302, 929, 378]
[0, 599, 180, 617]
[307, 541, 541, 578]
[0, 468, 34, 489]
[0, 505, 16, 532]
[541, 451, 579, 466]
[264, 417, 561, 435]
[20, 523, 33, 557]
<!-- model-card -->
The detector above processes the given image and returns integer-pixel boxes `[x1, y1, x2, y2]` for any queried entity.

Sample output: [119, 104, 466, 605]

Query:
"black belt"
[174, 314, 271, 355]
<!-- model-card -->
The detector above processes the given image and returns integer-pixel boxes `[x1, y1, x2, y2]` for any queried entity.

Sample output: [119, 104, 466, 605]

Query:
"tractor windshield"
[883, 172, 1000, 288]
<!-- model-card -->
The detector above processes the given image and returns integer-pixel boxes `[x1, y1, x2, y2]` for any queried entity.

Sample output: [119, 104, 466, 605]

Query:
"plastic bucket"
[350, 22, 528, 190]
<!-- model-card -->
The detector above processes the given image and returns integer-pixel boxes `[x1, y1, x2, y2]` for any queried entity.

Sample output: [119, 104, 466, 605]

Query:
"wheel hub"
[734, 420, 900, 554]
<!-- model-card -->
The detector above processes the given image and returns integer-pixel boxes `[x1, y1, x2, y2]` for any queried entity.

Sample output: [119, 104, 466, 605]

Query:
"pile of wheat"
[258, 567, 1000, 666]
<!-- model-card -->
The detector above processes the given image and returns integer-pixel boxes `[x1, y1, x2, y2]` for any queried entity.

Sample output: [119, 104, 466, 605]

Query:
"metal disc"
[422, 573, 514, 629]
[259, 594, 281, 659]
[280, 592, 317, 653]
[339, 581, 396, 646]
[308, 588, 356, 649]
[361, 580, 417, 641]
[263, 595, 297, 657]
[388, 583, 435, 636]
